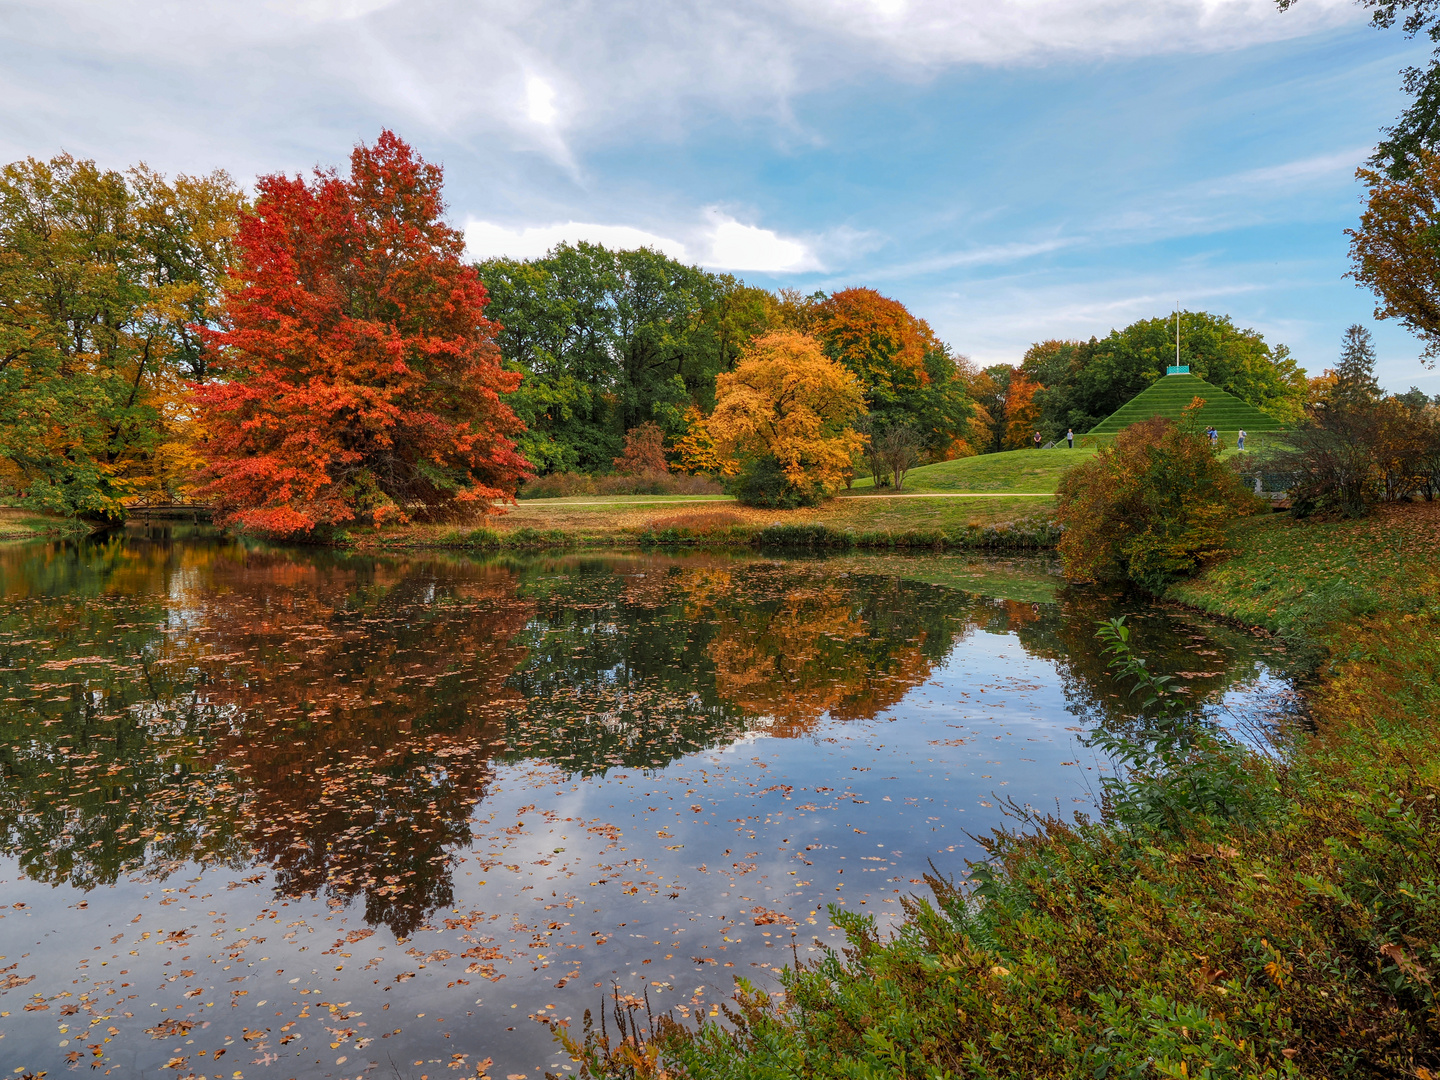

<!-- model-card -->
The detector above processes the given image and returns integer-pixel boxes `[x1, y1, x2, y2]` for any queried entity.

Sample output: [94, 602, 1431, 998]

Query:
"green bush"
[1056, 406, 1264, 589]
[752, 522, 854, 549]
[729, 455, 825, 509]
[558, 617, 1440, 1080]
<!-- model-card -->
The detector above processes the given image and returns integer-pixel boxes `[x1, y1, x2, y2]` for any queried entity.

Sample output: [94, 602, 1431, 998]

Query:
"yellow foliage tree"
[0, 154, 243, 515]
[709, 332, 867, 506]
[674, 405, 730, 475]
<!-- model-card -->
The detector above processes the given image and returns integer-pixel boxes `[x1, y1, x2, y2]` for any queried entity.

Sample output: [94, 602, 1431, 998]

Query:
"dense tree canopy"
[1, 134, 1330, 526]
[194, 131, 529, 535]
[477, 262, 977, 477]
[709, 331, 867, 506]
[0, 154, 242, 517]
[477, 245, 774, 473]
[1020, 311, 1307, 438]
[1350, 152, 1440, 365]
[812, 287, 975, 458]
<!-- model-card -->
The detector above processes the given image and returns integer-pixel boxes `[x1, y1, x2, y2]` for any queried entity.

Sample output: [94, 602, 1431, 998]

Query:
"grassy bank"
[852, 446, 1099, 493]
[567, 502, 1440, 1078]
[0, 507, 96, 541]
[343, 450, 1075, 552]
[349, 486, 1060, 554]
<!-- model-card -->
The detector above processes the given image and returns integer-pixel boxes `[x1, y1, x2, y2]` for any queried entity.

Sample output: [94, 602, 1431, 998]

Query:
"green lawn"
[850, 446, 1096, 494]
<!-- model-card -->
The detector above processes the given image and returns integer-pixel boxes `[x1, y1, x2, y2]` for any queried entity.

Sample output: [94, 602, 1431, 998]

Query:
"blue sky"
[3, 0, 1435, 393]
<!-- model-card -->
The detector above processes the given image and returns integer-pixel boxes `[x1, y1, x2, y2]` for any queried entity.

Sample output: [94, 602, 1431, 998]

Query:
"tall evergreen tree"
[1333, 324, 1381, 406]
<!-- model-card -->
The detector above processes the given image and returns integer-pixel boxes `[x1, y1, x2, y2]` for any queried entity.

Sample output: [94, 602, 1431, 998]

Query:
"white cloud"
[704, 212, 820, 272]
[524, 74, 559, 127]
[464, 211, 821, 273]
[792, 0, 1358, 64]
[464, 220, 689, 262]
[0, 0, 1367, 176]
[1204, 147, 1369, 195]
[866, 238, 1078, 281]
[279, 0, 398, 23]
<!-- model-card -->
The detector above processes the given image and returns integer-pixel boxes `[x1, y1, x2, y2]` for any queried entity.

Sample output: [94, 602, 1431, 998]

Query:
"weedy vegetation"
[554, 500, 1440, 1079]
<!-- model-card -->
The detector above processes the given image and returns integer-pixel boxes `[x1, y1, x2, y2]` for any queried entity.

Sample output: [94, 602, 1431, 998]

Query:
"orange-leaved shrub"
[612, 421, 670, 476]
[1056, 401, 1264, 589]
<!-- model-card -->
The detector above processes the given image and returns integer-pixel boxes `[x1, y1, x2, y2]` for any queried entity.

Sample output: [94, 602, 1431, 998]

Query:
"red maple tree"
[193, 131, 530, 535]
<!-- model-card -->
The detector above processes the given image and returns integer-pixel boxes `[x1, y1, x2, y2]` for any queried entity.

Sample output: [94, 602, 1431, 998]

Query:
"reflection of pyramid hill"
[1088, 372, 1284, 435]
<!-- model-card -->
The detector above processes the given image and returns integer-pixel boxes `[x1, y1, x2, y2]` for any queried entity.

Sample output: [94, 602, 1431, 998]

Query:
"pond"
[0, 529, 1300, 1079]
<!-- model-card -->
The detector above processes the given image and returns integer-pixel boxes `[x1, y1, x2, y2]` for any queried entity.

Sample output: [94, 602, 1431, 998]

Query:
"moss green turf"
[1088, 372, 1283, 434]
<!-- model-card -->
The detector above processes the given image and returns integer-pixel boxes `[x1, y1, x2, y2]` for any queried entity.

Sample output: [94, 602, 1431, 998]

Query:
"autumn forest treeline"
[1, 133, 1312, 532]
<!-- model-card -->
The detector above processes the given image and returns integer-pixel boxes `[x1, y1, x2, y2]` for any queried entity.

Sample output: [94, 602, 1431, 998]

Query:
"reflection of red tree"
[1002, 599, 1041, 627]
[183, 557, 533, 935]
[680, 567, 943, 737]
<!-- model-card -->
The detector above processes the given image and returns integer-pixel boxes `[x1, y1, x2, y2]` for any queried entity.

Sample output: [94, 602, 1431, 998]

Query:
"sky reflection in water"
[0, 529, 1297, 1079]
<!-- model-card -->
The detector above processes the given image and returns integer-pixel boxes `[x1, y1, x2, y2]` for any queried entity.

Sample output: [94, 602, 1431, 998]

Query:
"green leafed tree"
[810, 286, 975, 461]
[1279, 0, 1440, 179]
[477, 243, 768, 474]
[0, 153, 243, 517]
[1022, 311, 1307, 437]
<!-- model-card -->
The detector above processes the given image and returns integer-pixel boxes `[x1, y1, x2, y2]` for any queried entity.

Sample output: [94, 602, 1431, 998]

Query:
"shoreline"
[564, 500, 1440, 1078]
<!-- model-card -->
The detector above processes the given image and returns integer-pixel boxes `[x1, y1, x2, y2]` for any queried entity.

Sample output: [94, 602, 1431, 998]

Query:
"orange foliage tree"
[194, 131, 530, 535]
[815, 287, 933, 390]
[709, 332, 866, 506]
[1350, 151, 1440, 365]
[674, 404, 728, 475]
[812, 288, 972, 459]
[613, 421, 670, 475]
[1002, 371, 1043, 449]
[1056, 400, 1263, 588]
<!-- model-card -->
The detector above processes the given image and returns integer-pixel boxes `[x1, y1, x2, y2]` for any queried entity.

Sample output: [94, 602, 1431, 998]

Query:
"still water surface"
[0, 529, 1297, 1079]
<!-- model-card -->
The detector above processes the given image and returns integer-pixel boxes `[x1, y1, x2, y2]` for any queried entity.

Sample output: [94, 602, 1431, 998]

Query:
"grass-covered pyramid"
[1088, 371, 1284, 434]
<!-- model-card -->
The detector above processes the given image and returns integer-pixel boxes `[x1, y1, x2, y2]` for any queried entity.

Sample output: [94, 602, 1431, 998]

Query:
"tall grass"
[518, 472, 724, 500]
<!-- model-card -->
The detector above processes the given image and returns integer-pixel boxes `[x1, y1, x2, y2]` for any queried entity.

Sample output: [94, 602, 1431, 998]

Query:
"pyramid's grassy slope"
[1088, 372, 1284, 434]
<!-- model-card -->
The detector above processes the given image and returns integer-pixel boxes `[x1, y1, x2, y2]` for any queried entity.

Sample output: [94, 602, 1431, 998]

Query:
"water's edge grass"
[0, 508, 99, 541]
[558, 502, 1440, 1079]
[344, 520, 1064, 555]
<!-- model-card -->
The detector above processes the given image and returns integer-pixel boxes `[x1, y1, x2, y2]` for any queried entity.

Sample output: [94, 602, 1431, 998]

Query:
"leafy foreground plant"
[553, 618, 1440, 1079]
[1056, 400, 1264, 591]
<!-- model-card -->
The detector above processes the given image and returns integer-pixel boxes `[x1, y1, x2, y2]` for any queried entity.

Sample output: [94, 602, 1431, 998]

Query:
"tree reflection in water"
[0, 534, 532, 936]
[0, 535, 1284, 937]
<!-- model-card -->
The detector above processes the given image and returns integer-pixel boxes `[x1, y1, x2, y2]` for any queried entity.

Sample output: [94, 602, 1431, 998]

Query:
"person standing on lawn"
[1066, 428, 1074, 448]
[1238, 429, 1246, 451]
[1033, 430, 1042, 449]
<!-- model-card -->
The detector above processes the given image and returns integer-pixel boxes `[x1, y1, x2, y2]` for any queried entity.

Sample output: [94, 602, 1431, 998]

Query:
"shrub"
[1254, 398, 1440, 517]
[1259, 406, 1381, 518]
[752, 522, 855, 549]
[1056, 402, 1263, 589]
[729, 454, 825, 508]
[612, 421, 670, 476]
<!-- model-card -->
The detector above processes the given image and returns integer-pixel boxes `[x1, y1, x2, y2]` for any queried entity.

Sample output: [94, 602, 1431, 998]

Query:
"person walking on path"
[1033, 430, 1042, 449]
[1238, 429, 1246, 451]
[1066, 428, 1074, 448]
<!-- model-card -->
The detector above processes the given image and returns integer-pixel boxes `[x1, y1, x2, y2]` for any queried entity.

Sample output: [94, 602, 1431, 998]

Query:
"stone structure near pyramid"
[1086, 366, 1285, 436]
